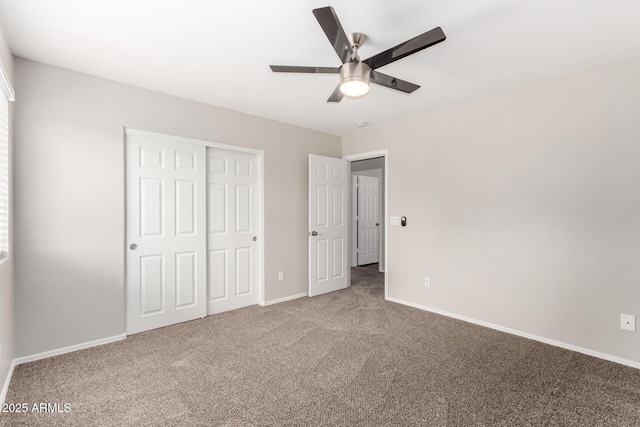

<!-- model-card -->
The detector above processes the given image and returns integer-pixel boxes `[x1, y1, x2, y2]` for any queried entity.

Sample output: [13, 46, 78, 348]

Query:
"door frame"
[124, 128, 266, 319]
[343, 150, 389, 300]
[350, 169, 382, 270]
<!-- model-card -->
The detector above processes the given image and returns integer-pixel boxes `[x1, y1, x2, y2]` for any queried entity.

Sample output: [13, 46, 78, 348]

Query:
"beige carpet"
[2, 264, 640, 426]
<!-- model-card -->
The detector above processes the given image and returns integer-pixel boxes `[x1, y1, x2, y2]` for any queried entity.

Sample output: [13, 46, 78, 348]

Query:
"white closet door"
[126, 133, 207, 335]
[308, 155, 349, 297]
[207, 148, 260, 314]
[357, 174, 380, 265]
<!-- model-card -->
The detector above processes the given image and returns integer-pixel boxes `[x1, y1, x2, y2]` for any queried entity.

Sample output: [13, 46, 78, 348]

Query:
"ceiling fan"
[270, 6, 446, 102]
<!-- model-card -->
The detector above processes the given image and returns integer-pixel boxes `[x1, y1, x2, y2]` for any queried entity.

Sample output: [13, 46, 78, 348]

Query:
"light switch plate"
[390, 216, 401, 226]
[621, 313, 636, 332]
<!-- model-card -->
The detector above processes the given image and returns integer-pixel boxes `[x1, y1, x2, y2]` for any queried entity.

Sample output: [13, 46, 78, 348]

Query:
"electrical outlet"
[424, 277, 430, 288]
[620, 314, 636, 332]
[278, 272, 285, 281]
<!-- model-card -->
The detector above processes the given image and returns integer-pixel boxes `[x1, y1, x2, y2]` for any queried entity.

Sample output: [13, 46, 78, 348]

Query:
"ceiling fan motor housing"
[340, 61, 371, 97]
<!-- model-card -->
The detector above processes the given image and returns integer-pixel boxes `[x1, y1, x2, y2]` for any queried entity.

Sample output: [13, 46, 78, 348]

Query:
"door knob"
[309, 231, 318, 236]
[252, 236, 257, 241]
[130, 244, 138, 250]
[376, 223, 380, 226]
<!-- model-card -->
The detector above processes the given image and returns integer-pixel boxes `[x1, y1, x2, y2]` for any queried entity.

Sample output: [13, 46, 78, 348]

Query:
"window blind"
[0, 60, 14, 260]
[0, 94, 7, 258]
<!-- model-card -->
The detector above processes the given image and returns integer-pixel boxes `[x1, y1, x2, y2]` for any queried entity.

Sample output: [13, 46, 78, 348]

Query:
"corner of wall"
[0, 20, 15, 405]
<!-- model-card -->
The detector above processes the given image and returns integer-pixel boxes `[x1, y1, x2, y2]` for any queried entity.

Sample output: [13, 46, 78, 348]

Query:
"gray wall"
[343, 57, 640, 364]
[351, 157, 385, 271]
[13, 58, 341, 358]
[0, 22, 14, 396]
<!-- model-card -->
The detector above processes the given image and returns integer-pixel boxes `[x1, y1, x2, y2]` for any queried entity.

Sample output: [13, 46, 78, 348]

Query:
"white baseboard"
[386, 296, 640, 370]
[0, 359, 16, 405]
[14, 333, 127, 366]
[260, 292, 307, 306]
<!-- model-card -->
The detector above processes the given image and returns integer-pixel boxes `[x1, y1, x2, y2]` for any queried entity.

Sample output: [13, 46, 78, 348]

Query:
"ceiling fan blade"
[312, 6, 354, 64]
[364, 27, 446, 70]
[370, 71, 420, 93]
[327, 84, 344, 103]
[270, 65, 340, 74]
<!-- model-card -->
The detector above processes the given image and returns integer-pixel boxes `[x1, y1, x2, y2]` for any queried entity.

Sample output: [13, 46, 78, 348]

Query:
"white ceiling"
[1, 0, 639, 135]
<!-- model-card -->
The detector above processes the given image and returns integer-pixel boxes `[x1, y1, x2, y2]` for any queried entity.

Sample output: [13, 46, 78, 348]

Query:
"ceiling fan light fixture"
[340, 78, 369, 97]
[339, 62, 370, 98]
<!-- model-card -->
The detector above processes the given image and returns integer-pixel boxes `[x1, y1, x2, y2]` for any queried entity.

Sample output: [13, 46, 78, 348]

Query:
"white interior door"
[207, 148, 260, 314]
[357, 175, 380, 265]
[126, 133, 207, 335]
[309, 155, 349, 297]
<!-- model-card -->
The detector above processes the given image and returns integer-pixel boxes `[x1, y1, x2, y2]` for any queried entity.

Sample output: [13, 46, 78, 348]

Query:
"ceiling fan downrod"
[347, 32, 366, 62]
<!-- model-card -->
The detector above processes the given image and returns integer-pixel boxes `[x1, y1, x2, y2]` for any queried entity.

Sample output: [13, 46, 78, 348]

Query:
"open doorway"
[350, 161, 384, 272]
[345, 151, 387, 298]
